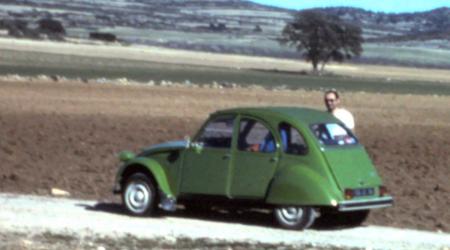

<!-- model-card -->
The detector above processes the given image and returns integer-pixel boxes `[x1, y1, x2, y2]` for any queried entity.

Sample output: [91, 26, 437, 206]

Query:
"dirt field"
[0, 80, 449, 233]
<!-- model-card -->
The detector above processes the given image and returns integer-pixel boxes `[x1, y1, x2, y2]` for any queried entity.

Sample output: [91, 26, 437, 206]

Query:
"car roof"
[213, 106, 338, 125]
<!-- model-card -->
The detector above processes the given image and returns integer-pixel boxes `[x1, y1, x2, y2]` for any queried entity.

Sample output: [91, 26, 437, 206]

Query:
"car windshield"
[310, 123, 358, 146]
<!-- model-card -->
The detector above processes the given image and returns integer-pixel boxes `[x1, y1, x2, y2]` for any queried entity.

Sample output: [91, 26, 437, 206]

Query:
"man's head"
[324, 89, 340, 112]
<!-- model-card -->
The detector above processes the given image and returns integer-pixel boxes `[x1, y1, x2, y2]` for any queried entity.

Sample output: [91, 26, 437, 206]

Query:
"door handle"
[222, 154, 231, 160]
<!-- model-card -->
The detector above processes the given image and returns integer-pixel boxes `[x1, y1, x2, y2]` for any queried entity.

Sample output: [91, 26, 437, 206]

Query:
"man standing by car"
[324, 89, 355, 131]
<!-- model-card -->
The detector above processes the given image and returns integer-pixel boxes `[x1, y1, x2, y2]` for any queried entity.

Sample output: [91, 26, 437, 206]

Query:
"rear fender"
[266, 165, 341, 206]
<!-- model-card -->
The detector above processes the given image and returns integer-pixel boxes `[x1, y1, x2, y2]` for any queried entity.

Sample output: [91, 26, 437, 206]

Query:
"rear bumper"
[338, 196, 393, 211]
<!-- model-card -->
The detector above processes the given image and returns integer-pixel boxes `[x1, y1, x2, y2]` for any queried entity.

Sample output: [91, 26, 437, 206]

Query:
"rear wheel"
[122, 173, 157, 216]
[274, 206, 316, 230]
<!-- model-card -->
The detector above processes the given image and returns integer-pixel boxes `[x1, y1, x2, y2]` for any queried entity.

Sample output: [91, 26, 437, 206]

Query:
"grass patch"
[362, 43, 450, 68]
[0, 48, 449, 95]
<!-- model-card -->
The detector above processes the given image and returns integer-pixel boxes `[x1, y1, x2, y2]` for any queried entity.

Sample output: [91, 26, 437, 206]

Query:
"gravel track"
[1, 193, 449, 250]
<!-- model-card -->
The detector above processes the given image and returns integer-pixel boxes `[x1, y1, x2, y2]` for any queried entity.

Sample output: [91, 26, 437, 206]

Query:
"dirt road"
[1, 193, 449, 250]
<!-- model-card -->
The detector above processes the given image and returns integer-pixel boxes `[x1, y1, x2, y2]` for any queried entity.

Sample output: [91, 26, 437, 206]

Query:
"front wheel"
[122, 173, 157, 216]
[274, 206, 316, 230]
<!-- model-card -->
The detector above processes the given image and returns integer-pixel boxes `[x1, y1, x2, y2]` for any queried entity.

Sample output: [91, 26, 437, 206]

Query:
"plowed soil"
[0, 80, 449, 232]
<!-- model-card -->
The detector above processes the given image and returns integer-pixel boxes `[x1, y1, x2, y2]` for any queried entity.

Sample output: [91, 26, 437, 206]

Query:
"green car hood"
[322, 145, 382, 190]
[140, 140, 188, 155]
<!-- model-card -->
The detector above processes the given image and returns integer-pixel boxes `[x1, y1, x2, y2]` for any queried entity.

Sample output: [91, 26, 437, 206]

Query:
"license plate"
[353, 188, 375, 197]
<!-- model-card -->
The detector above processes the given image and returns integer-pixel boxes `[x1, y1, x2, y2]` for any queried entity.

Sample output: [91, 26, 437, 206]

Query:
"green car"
[113, 107, 393, 230]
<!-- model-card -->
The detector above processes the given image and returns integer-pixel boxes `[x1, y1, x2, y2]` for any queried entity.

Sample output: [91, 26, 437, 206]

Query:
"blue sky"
[250, 0, 450, 13]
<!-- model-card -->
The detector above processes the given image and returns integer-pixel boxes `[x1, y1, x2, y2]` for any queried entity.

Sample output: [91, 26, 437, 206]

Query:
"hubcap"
[276, 206, 304, 225]
[125, 181, 152, 214]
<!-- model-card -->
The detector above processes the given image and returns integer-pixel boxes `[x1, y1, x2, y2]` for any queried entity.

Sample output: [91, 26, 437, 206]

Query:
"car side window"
[279, 122, 308, 155]
[238, 118, 276, 153]
[197, 116, 234, 149]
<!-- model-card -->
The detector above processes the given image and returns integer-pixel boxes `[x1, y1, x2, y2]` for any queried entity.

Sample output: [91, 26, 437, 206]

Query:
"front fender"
[118, 157, 174, 197]
[266, 165, 341, 206]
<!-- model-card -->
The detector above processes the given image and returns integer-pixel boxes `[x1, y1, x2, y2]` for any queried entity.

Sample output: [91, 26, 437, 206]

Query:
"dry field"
[0, 80, 449, 233]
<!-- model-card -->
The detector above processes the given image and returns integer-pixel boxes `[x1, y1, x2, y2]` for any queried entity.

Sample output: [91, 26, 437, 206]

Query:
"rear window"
[310, 123, 358, 146]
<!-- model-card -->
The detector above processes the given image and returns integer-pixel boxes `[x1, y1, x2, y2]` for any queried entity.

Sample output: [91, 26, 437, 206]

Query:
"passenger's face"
[324, 93, 339, 112]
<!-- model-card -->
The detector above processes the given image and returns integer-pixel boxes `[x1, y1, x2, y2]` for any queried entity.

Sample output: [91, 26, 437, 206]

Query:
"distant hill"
[1, 0, 450, 68]
[318, 7, 450, 42]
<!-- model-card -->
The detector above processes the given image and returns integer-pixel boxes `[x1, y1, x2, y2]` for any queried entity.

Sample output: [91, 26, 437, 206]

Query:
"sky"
[250, 0, 450, 13]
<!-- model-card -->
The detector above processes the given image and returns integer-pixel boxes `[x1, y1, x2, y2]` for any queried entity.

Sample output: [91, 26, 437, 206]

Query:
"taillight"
[379, 186, 388, 197]
[344, 189, 353, 200]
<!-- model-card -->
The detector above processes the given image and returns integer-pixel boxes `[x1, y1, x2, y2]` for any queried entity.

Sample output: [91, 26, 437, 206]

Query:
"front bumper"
[112, 183, 121, 194]
[338, 196, 393, 211]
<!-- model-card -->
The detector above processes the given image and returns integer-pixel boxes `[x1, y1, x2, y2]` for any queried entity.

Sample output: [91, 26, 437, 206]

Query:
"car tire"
[274, 206, 316, 230]
[122, 173, 157, 216]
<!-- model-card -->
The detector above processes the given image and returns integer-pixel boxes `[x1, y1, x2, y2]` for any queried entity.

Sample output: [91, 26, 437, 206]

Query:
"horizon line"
[249, 0, 450, 14]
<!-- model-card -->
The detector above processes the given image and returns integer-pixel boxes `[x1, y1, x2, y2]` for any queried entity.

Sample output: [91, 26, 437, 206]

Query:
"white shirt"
[332, 108, 355, 130]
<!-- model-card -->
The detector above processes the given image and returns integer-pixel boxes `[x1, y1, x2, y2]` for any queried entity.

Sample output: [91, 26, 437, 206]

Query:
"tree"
[38, 18, 65, 35]
[280, 10, 363, 73]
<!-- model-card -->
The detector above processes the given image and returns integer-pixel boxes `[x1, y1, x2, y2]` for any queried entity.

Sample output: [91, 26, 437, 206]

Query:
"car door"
[180, 115, 235, 195]
[230, 117, 280, 198]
